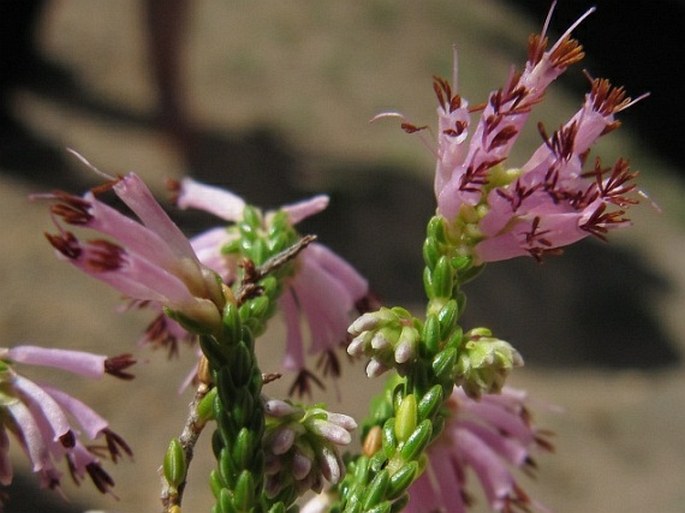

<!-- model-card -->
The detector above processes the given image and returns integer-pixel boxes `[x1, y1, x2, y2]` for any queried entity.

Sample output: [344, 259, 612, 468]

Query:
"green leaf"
[163, 438, 186, 489]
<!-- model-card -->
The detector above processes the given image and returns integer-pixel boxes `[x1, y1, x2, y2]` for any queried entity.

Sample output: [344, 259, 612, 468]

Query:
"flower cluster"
[263, 398, 357, 499]
[0, 345, 134, 496]
[171, 178, 369, 391]
[41, 173, 226, 335]
[404, 387, 552, 513]
[392, 7, 641, 263]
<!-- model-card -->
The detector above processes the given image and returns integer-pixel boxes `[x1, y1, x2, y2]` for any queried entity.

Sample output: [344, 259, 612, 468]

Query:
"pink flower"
[0, 345, 134, 496]
[41, 173, 225, 334]
[173, 178, 369, 391]
[392, 7, 641, 263]
[405, 386, 552, 513]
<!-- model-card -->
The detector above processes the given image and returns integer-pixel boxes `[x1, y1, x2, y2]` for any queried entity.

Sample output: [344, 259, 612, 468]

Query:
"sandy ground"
[1, 1, 684, 512]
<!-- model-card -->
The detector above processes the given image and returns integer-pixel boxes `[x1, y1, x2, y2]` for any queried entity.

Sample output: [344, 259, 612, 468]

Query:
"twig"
[160, 378, 211, 513]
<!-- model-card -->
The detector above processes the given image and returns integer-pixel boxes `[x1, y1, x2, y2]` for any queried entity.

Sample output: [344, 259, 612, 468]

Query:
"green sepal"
[267, 232, 290, 254]
[362, 469, 390, 510]
[369, 448, 388, 473]
[432, 256, 453, 299]
[387, 461, 418, 499]
[422, 267, 434, 299]
[381, 418, 397, 456]
[432, 346, 457, 381]
[248, 295, 270, 321]
[446, 326, 464, 350]
[233, 470, 255, 513]
[399, 419, 432, 461]
[163, 437, 186, 489]
[427, 216, 447, 244]
[222, 303, 242, 345]
[230, 342, 254, 388]
[228, 390, 248, 428]
[200, 335, 229, 368]
[222, 237, 242, 255]
[250, 238, 268, 265]
[242, 205, 262, 229]
[353, 455, 370, 482]
[198, 387, 218, 423]
[209, 469, 224, 498]
[417, 384, 444, 421]
[422, 314, 441, 356]
[218, 447, 236, 487]
[218, 487, 238, 513]
[394, 394, 417, 443]
[365, 500, 391, 513]
[437, 300, 458, 340]
[422, 238, 440, 269]
[231, 428, 254, 470]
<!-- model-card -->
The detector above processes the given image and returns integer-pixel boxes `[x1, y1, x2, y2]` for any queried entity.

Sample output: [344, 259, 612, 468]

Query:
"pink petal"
[42, 386, 109, 440]
[176, 177, 246, 221]
[7, 346, 106, 379]
[113, 173, 198, 262]
[278, 195, 330, 225]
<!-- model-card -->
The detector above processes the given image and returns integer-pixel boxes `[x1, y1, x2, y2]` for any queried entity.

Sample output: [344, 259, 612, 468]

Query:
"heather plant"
[0, 4, 644, 513]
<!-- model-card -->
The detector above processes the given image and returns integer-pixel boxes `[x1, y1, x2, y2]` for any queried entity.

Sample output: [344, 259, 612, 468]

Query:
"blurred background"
[1, 1, 684, 512]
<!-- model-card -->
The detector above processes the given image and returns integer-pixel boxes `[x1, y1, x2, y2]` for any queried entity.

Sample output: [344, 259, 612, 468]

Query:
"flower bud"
[455, 331, 523, 398]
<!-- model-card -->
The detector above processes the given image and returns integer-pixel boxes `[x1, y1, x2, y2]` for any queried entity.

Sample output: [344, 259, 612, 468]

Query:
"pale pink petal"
[176, 177, 246, 221]
[42, 386, 109, 440]
[278, 195, 330, 225]
[6, 346, 106, 379]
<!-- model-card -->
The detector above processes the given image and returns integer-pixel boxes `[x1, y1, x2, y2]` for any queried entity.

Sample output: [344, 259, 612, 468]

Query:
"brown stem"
[160, 377, 211, 513]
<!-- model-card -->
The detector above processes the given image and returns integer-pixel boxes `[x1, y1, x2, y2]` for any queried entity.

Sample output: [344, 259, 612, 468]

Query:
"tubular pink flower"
[42, 173, 225, 332]
[393, 7, 640, 263]
[0, 345, 133, 495]
[404, 386, 551, 513]
[3, 346, 107, 379]
[173, 178, 369, 383]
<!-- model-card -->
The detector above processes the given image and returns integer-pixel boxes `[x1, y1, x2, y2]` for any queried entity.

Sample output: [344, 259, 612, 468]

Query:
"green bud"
[387, 461, 418, 499]
[427, 216, 447, 244]
[394, 394, 417, 443]
[431, 346, 457, 381]
[456, 334, 523, 397]
[198, 388, 218, 423]
[218, 447, 235, 489]
[209, 469, 224, 498]
[232, 428, 254, 470]
[431, 256, 453, 299]
[399, 419, 433, 461]
[422, 238, 440, 269]
[362, 469, 390, 510]
[422, 267, 434, 299]
[382, 418, 397, 455]
[222, 238, 242, 255]
[422, 314, 441, 356]
[163, 438, 186, 489]
[267, 232, 290, 254]
[437, 300, 458, 340]
[238, 219, 257, 240]
[248, 295, 270, 320]
[230, 341, 253, 388]
[260, 275, 279, 297]
[417, 385, 444, 421]
[365, 501, 391, 513]
[251, 238, 268, 265]
[233, 470, 255, 512]
[222, 303, 242, 345]
[218, 487, 238, 513]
